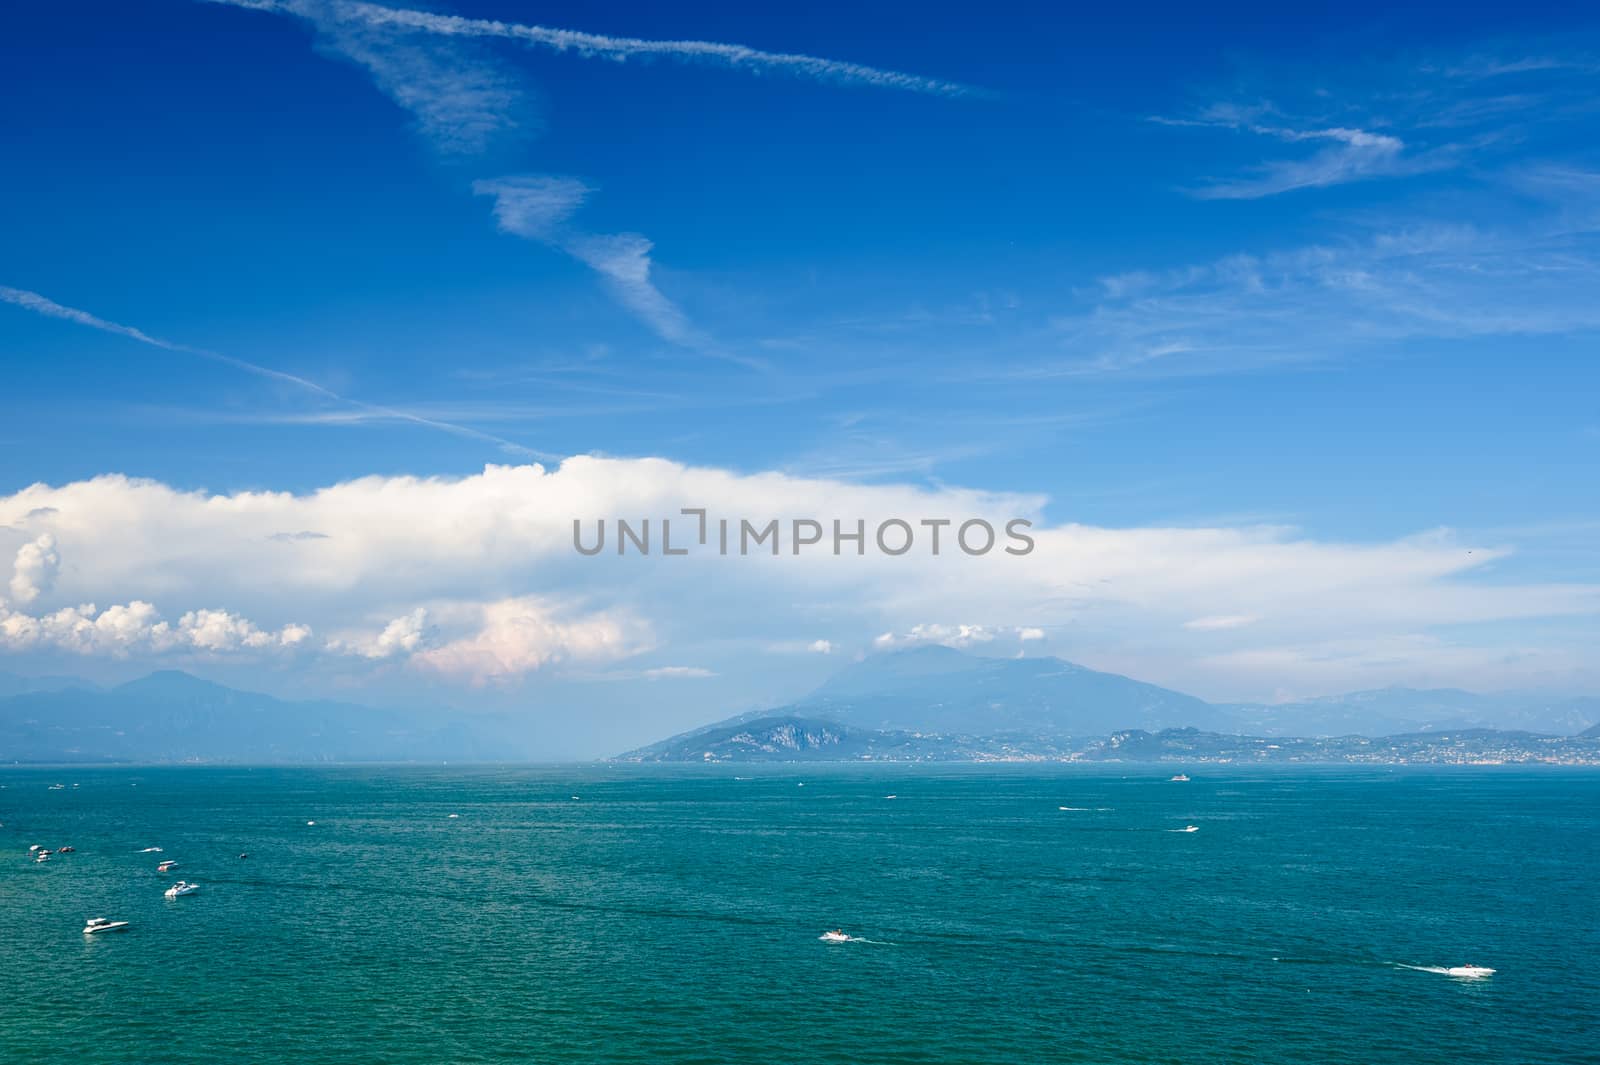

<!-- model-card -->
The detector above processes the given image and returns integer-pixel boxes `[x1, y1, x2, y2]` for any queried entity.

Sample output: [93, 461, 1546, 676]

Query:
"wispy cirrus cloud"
[201, 3, 811, 360]
[1150, 46, 1600, 199]
[1013, 166, 1600, 380]
[0, 285, 548, 458]
[474, 176, 749, 361]
[1152, 106, 1449, 199]
[200, 0, 974, 98]
[1192, 126, 1443, 200]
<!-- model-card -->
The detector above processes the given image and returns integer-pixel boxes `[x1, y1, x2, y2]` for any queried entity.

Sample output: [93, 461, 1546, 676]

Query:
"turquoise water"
[2, 765, 1595, 1064]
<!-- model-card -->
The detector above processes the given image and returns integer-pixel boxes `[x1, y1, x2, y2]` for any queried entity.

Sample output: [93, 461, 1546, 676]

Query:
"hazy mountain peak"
[114, 670, 235, 699]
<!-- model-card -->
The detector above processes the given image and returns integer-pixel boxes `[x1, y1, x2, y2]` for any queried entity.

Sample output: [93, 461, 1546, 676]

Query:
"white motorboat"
[1176, 825, 1200, 833]
[1445, 965, 1495, 978]
[164, 880, 201, 898]
[83, 918, 130, 935]
[1170, 774, 1191, 782]
[819, 930, 851, 943]
[157, 859, 178, 872]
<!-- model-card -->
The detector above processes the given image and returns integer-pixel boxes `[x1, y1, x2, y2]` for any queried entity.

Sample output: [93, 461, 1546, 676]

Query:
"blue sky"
[2, 1, 1598, 751]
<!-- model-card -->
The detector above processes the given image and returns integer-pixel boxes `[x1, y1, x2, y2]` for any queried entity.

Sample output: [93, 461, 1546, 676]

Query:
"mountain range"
[0, 670, 512, 764]
[2, 649, 1598, 764]
[621, 646, 1600, 762]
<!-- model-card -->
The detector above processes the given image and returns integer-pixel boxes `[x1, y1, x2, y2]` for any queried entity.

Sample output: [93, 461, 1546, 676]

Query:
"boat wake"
[1396, 963, 1496, 979]
[819, 933, 891, 945]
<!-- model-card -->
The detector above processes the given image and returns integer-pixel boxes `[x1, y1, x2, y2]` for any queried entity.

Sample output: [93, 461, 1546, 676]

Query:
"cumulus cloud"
[874, 624, 1044, 650]
[0, 599, 311, 658]
[412, 596, 648, 684]
[643, 666, 716, 680]
[875, 624, 996, 650]
[0, 459, 1596, 696]
[8, 533, 60, 606]
[355, 607, 430, 659]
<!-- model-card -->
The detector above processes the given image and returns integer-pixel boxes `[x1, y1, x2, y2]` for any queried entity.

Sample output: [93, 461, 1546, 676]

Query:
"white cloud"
[875, 624, 1001, 650]
[1029, 193, 1600, 380]
[808, 639, 833, 654]
[0, 459, 1596, 696]
[302, 1, 534, 154]
[202, 0, 973, 98]
[1183, 614, 1258, 631]
[475, 176, 701, 348]
[474, 176, 590, 239]
[412, 596, 647, 684]
[643, 666, 716, 679]
[875, 624, 1052, 651]
[1186, 124, 1443, 200]
[355, 607, 429, 659]
[8, 533, 60, 606]
[565, 232, 695, 345]
[0, 599, 311, 659]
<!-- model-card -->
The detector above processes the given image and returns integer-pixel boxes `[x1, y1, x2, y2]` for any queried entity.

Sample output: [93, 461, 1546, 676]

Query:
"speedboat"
[83, 918, 130, 935]
[819, 930, 851, 943]
[164, 880, 200, 898]
[1170, 774, 1191, 782]
[157, 859, 178, 872]
[1445, 965, 1495, 978]
[35, 850, 51, 863]
[1177, 825, 1200, 833]
[57, 846, 75, 853]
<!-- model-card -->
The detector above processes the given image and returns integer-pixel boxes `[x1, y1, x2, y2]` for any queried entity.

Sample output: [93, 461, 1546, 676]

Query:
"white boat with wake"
[819, 929, 851, 943]
[1445, 965, 1495, 978]
[164, 880, 201, 898]
[1401, 959, 1497, 972]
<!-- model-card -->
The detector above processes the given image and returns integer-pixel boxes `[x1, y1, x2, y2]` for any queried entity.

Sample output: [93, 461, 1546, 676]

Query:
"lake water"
[2, 765, 1595, 1063]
